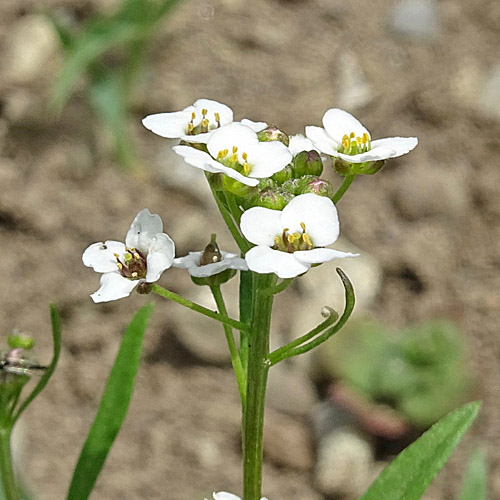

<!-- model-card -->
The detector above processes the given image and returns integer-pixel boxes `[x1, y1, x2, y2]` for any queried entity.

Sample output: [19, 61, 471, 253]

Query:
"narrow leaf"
[360, 401, 481, 500]
[459, 448, 487, 500]
[13, 304, 62, 423]
[66, 303, 153, 500]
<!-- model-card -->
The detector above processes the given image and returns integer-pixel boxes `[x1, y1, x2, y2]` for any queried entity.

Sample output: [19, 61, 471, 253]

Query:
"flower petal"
[146, 233, 175, 282]
[247, 141, 293, 178]
[90, 273, 138, 303]
[82, 240, 126, 273]
[212, 493, 241, 500]
[370, 137, 418, 157]
[288, 134, 318, 156]
[240, 118, 268, 132]
[192, 99, 233, 126]
[337, 147, 395, 163]
[281, 193, 339, 246]
[305, 125, 340, 155]
[245, 246, 310, 278]
[207, 123, 258, 161]
[240, 207, 283, 246]
[142, 111, 191, 138]
[173, 252, 201, 269]
[322, 108, 370, 142]
[294, 247, 359, 264]
[125, 209, 163, 252]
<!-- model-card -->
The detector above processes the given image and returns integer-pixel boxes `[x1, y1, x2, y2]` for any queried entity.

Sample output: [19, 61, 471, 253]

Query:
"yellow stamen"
[356, 136, 363, 144]
[124, 253, 133, 262]
[232, 146, 238, 154]
[214, 112, 221, 124]
[230, 154, 238, 163]
[342, 134, 350, 150]
[217, 150, 225, 159]
[287, 234, 295, 244]
[201, 118, 209, 128]
[300, 222, 306, 231]
[191, 112, 196, 121]
[243, 163, 251, 174]
[304, 234, 313, 246]
[131, 272, 138, 278]
[349, 132, 355, 139]
[202, 108, 208, 116]
[113, 253, 119, 258]
[117, 262, 123, 269]
[362, 132, 370, 143]
[274, 236, 281, 246]
[188, 123, 194, 132]
[242, 152, 248, 161]
[133, 253, 141, 260]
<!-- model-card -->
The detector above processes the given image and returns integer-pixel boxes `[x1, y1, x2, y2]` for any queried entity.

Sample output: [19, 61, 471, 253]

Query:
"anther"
[232, 146, 238, 154]
[214, 112, 221, 126]
[243, 163, 251, 174]
[131, 272, 138, 278]
[202, 108, 208, 116]
[300, 222, 306, 231]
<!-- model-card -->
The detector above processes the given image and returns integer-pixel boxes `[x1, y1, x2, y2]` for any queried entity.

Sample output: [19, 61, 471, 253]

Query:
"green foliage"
[318, 319, 471, 427]
[66, 303, 153, 500]
[50, 0, 183, 168]
[459, 448, 487, 500]
[360, 401, 481, 500]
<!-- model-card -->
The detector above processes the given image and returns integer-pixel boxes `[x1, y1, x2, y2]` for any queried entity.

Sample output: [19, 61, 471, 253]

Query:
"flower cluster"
[83, 99, 417, 301]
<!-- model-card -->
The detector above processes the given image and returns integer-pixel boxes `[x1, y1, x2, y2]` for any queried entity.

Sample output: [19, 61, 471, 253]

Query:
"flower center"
[216, 146, 252, 175]
[272, 222, 313, 253]
[114, 248, 147, 280]
[187, 108, 221, 135]
[200, 234, 222, 265]
[339, 132, 371, 155]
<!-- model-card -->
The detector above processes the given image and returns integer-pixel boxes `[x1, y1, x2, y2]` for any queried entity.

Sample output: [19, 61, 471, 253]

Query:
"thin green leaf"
[360, 401, 481, 500]
[66, 303, 153, 500]
[459, 448, 487, 500]
[13, 304, 62, 423]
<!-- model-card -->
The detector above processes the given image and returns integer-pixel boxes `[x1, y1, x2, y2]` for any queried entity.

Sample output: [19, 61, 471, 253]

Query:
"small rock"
[314, 426, 374, 498]
[2, 15, 59, 85]
[477, 63, 500, 121]
[393, 163, 469, 221]
[266, 363, 318, 419]
[389, 0, 439, 42]
[337, 52, 373, 110]
[3, 90, 52, 128]
[263, 409, 314, 471]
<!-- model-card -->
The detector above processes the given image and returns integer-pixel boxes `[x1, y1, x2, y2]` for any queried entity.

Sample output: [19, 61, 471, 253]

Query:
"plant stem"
[332, 174, 356, 204]
[151, 284, 248, 332]
[0, 427, 19, 500]
[210, 286, 247, 405]
[243, 273, 276, 500]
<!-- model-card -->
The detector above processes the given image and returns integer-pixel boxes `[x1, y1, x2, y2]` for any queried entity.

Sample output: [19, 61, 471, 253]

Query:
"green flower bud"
[282, 175, 334, 198]
[223, 176, 259, 198]
[258, 178, 278, 190]
[7, 333, 35, 350]
[271, 165, 293, 185]
[333, 157, 386, 176]
[255, 189, 294, 210]
[257, 126, 290, 146]
[292, 150, 323, 178]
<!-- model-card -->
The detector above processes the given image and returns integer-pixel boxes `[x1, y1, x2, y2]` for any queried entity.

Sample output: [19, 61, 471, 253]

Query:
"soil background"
[1, 0, 500, 499]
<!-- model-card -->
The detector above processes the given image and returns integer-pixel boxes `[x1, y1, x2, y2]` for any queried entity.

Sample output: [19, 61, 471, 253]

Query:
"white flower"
[142, 99, 233, 144]
[240, 193, 357, 278]
[173, 122, 292, 187]
[210, 493, 269, 500]
[174, 251, 247, 277]
[305, 108, 418, 163]
[288, 134, 318, 157]
[82, 209, 175, 303]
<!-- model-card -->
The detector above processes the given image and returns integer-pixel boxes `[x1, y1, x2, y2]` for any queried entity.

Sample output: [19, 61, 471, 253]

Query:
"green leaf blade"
[360, 401, 481, 500]
[66, 303, 154, 500]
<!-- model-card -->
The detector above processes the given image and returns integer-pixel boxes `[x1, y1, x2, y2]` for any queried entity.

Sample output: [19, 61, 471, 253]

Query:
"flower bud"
[292, 150, 323, 178]
[255, 189, 294, 210]
[223, 176, 259, 198]
[333, 157, 386, 176]
[282, 175, 335, 198]
[8, 333, 35, 350]
[257, 126, 290, 146]
[271, 165, 293, 185]
[136, 282, 153, 294]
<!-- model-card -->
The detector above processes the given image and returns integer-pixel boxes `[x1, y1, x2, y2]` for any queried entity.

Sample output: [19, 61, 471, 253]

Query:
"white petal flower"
[210, 493, 269, 500]
[82, 209, 175, 303]
[173, 250, 248, 278]
[240, 193, 358, 278]
[173, 123, 292, 187]
[305, 108, 418, 163]
[142, 99, 233, 144]
[288, 134, 318, 156]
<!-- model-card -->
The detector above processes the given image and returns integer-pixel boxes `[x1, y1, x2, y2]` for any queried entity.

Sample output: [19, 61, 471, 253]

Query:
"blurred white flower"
[142, 99, 233, 144]
[210, 493, 269, 500]
[82, 209, 175, 303]
[241, 193, 357, 278]
[173, 122, 292, 187]
[306, 108, 418, 163]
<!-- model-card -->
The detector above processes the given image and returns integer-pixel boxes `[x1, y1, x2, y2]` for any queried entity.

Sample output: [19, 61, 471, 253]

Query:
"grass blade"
[459, 448, 487, 500]
[360, 401, 481, 500]
[66, 303, 153, 500]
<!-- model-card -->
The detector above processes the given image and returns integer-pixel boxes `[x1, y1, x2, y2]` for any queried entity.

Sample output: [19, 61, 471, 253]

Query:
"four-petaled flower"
[174, 248, 248, 278]
[305, 108, 418, 163]
[209, 493, 269, 500]
[173, 122, 292, 186]
[82, 209, 175, 303]
[142, 99, 234, 144]
[240, 193, 357, 278]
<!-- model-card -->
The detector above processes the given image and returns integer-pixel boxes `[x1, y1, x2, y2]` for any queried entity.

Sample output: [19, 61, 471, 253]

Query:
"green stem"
[261, 278, 293, 296]
[332, 174, 356, 204]
[239, 270, 254, 373]
[243, 273, 276, 500]
[210, 286, 246, 405]
[151, 284, 248, 332]
[0, 427, 19, 500]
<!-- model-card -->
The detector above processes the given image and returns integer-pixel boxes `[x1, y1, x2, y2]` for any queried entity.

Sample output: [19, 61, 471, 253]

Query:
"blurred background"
[1, 0, 499, 498]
